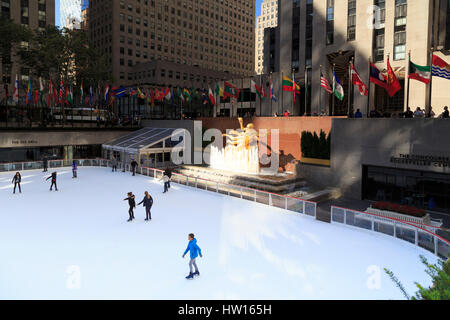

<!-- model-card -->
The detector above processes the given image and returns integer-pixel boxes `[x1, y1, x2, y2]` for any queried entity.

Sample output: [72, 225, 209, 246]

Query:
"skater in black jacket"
[164, 167, 172, 189]
[12, 172, 22, 194]
[46, 172, 58, 191]
[137, 191, 154, 221]
[130, 159, 138, 176]
[43, 157, 48, 172]
[124, 192, 136, 222]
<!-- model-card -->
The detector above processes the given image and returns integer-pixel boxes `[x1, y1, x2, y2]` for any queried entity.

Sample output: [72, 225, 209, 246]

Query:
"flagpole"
[332, 64, 335, 116]
[348, 58, 353, 117]
[367, 57, 371, 118]
[427, 47, 434, 116]
[259, 74, 262, 117]
[270, 72, 273, 116]
[406, 51, 411, 112]
[304, 67, 307, 116]
[319, 65, 323, 115]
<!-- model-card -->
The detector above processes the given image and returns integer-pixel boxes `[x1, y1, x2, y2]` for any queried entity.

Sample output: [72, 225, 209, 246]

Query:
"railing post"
[254, 190, 257, 202]
[302, 201, 305, 215]
[186, 176, 189, 186]
[240, 188, 243, 199]
[216, 183, 219, 193]
[393, 221, 397, 238]
[21, 163, 24, 171]
[269, 193, 272, 206]
[228, 185, 231, 196]
[284, 197, 288, 210]
[154, 169, 156, 178]
[344, 209, 347, 224]
[415, 228, 418, 246]
[205, 181, 208, 191]
[371, 216, 375, 231]
[195, 178, 198, 188]
[434, 236, 438, 256]
[314, 203, 317, 218]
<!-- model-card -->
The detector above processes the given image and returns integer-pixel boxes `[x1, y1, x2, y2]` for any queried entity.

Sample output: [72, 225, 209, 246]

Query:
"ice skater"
[42, 157, 48, 172]
[137, 191, 153, 221]
[131, 159, 138, 176]
[161, 173, 171, 193]
[46, 171, 58, 191]
[12, 172, 22, 194]
[111, 156, 118, 172]
[72, 160, 78, 178]
[164, 167, 172, 189]
[182, 233, 202, 280]
[123, 192, 136, 222]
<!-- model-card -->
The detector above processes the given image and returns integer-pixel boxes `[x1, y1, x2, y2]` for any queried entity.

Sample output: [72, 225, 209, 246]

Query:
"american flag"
[320, 72, 333, 94]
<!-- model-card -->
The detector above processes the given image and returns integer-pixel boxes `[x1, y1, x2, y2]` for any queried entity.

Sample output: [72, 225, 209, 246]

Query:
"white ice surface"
[0, 167, 438, 300]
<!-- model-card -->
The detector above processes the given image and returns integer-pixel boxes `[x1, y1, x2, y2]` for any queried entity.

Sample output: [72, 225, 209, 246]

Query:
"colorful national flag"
[34, 89, 39, 105]
[26, 78, 32, 105]
[113, 86, 127, 98]
[202, 89, 208, 105]
[270, 77, 277, 102]
[251, 80, 265, 100]
[13, 74, 19, 103]
[67, 83, 74, 105]
[282, 75, 295, 92]
[215, 83, 224, 97]
[386, 58, 402, 97]
[178, 87, 185, 103]
[370, 63, 388, 89]
[183, 88, 191, 102]
[59, 80, 64, 105]
[208, 88, 216, 106]
[332, 72, 344, 101]
[104, 84, 110, 102]
[39, 77, 44, 104]
[408, 60, 431, 84]
[350, 63, 369, 96]
[431, 55, 450, 80]
[224, 81, 239, 99]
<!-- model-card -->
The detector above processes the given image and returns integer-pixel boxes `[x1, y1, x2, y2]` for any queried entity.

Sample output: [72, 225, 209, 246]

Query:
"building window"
[393, 0, 407, 60]
[326, 0, 334, 45]
[347, 0, 356, 41]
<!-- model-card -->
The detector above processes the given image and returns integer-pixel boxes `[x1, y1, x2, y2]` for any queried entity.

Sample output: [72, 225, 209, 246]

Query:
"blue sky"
[55, 0, 60, 27]
[54, 0, 262, 27]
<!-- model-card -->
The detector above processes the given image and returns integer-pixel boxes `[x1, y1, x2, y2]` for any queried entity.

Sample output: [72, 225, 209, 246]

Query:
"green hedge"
[301, 130, 331, 160]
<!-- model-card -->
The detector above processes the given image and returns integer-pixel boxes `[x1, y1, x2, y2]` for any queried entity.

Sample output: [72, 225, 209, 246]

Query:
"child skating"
[182, 233, 203, 280]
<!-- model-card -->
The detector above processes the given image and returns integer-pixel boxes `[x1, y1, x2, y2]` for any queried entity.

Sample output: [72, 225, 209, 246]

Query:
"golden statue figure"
[222, 117, 260, 149]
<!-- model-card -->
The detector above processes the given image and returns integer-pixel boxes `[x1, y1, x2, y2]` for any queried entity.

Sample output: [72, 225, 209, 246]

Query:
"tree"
[385, 255, 450, 300]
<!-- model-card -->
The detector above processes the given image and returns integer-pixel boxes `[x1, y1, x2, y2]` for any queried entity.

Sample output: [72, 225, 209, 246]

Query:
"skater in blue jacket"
[182, 233, 202, 279]
[72, 161, 78, 178]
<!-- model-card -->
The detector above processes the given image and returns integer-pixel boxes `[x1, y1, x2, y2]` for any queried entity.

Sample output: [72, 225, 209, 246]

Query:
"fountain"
[209, 118, 261, 175]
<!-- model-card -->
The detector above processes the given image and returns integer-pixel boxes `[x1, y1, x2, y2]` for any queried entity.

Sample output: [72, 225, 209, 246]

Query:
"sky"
[55, 0, 60, 27]
[55, 0, 262, 27]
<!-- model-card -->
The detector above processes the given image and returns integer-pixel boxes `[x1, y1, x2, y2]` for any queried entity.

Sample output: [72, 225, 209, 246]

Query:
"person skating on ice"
[12, 172, 22, 194]
[161, 173, 170, 193]
[182, 233, 203, 279]
[137, 191, 153, 221]
[111, 156, 118, 172]
[42, 156, 48, 172]
[130, 159, 138, 176]
[46, 172, 58, 191]
[164, 167, 172, 189]
[72, 160, 78, 178]
[123, 192, 136, 222]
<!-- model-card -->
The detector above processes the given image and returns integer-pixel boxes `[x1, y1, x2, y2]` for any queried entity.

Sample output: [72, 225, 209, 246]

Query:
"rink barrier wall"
[331, 206, 450, 259]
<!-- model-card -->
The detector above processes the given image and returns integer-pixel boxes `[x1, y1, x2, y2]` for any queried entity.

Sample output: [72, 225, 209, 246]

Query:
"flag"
[224, 81, 238, 98]
[332, 72, 344, 101]
[80, 80, 84, 104]
[408, 60, 431, 84]
[282, 75, 295, 91]
[34, 89, 39, 105]
[270, 77, 278, 102]
[386, 58, 402, 97]
[104, 84, 110, 102]
[432, 54, 450, 80]
[64, 86, 69, 105]
[13, 74, 19, 103]
[113, 86, 127, 98]
[26, 78, 32, 105]
[67, 83, 74, 105]
[202, 89, 208, 105]
[47, 79, 53, 106]
[137, 87, 145, 99]
[150, 89, 155, 106]
[208, 88, 216, 106]
[350, 63, 369, 96]
[183, 88, 191, 102]
[163, 87, 171, 101]
[251, 80, 265, 100]
[215, 83, 224, 97]
[178, 87, 185, 103]
[370, 63, 388, 89]
[59, 80, 64, 104]
[293, 73, 301, 103]
[89, 85, 93, 105]
[39, 77, 44, 104]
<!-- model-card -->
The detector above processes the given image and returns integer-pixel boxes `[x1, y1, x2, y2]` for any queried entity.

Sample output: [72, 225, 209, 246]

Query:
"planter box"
[300, 157, 331, 167]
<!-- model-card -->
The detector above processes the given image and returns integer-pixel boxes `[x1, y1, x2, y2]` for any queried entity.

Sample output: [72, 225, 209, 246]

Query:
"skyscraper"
[255, 0, 278, 75]
[60, 0, 82, 29]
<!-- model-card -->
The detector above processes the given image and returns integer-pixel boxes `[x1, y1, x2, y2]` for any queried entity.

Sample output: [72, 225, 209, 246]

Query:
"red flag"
[386, 58, 402, 97]
[34, 89, 39, 105]
[350, 62, 369, 96]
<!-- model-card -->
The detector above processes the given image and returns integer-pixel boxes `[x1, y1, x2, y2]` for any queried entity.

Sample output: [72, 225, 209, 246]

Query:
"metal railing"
[331, 206, 450, 259]
[0, 159, 317, 219]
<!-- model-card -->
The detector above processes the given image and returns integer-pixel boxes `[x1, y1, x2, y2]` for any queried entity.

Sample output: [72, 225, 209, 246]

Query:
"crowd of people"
[355, 106, 450, 119]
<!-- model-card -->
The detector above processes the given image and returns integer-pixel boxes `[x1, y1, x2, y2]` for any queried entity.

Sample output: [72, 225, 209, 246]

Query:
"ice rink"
[0, 167, 438, 300]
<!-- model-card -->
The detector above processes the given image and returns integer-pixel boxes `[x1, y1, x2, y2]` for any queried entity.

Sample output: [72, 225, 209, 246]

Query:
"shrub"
[301, 130, 331, 160]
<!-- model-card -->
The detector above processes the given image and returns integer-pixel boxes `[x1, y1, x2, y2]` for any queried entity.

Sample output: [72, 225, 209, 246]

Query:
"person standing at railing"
[43, 157, 48, 172]
[111, 157, 118, 172]
[137, 191, 153, 221]
[131, 159, 138, 176]
[12, 172, 22, 194]
[46, 172, 58, 191]
[72, 161, 78, 179]
[164, 167, 172, 189]
[124, 192, 136, 222]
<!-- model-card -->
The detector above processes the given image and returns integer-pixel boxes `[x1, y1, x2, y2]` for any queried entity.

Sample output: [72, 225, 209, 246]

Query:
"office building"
[255, 0, 278, 74]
